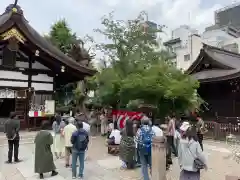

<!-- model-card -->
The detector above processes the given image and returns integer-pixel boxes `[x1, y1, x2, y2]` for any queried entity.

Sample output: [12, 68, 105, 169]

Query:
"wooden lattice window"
[2, 37, 18, 68]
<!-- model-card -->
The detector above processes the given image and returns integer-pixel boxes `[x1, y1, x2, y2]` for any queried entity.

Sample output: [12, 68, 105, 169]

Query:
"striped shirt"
[135, 125, 155, 145]
[167, 119, 175, 136]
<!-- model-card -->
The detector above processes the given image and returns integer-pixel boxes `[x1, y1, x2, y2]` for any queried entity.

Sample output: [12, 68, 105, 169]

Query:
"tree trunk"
[77, 80, 88, 115]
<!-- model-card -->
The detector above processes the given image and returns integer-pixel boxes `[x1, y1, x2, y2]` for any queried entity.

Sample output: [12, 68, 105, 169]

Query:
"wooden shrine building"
[0, 2, 95, 130]
[188, 44, 240, 123]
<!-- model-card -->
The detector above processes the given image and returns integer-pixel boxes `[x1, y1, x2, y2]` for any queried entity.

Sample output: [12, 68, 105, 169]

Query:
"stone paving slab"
[0, 143, 141, 180]
[0, 131, 38, 139]
[1, 136, 240, 180]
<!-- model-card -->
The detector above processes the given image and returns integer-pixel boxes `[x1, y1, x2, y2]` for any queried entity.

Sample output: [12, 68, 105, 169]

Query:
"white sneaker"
[72, 176, 76, 179]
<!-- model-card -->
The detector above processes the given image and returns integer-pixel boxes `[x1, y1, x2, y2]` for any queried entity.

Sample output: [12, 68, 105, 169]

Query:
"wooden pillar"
[25, 55, 33, 129]
[151, 136, 166, 180]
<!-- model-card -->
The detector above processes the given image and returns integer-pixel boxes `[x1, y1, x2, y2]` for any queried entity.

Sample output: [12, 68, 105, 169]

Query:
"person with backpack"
[71, 121, 89, 179]
[136, 118, 155, 180]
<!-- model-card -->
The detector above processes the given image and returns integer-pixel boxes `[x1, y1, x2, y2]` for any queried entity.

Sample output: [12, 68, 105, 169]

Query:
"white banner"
[44, 100, 55, 115]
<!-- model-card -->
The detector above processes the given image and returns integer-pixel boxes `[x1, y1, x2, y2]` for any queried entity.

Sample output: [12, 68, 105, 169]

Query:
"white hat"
[180, 121, 190, 132]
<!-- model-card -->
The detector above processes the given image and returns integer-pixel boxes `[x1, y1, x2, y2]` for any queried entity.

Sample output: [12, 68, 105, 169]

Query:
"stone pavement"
[0, 136, 140, 180]
[0, 136, 240, 180]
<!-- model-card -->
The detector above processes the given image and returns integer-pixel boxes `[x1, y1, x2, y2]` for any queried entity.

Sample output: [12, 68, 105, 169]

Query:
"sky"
[0, 0, 239, 57]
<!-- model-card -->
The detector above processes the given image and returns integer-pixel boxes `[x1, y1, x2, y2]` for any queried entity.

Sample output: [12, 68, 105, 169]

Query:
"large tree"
[45, 19, 94, 113]
[45, 19, 74, 54]
[45, 19, 94, 64]
[87, 12, 201, 116]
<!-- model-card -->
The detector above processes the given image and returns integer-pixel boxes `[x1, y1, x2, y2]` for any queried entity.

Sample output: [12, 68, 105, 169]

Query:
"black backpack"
[75, 130, 88, 151]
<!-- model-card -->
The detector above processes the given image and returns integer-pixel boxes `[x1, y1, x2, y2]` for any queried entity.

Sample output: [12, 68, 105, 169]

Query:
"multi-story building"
[215, 2, 240, 30]
[164, 3, 240, 70]
[163, 25, 202, 70]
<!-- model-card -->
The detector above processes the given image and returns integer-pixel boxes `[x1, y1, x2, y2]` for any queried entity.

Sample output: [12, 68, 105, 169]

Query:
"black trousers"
[197, 133, 203, 151]
[167, 135, 177, 156]
[8, 139, 19, 162]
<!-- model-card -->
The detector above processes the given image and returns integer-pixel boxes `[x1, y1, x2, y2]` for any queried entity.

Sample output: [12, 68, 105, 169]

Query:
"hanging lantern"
[61, 66, 65, 72]
[35, 50, 39, 56]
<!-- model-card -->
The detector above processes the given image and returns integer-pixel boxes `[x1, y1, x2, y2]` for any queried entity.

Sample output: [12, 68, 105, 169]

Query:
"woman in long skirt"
[52, 115, 65, 159]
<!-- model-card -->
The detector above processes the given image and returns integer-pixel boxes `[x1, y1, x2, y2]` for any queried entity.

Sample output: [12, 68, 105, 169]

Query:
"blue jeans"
[139, 152, 151, 180]
[72, 151, 85, 177]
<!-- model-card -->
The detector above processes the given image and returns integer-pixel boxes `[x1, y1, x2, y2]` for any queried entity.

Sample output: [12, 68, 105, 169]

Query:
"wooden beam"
[0, 78, 53, 84]
[21, 41, 86, 80]
[0, 66, 54, 76]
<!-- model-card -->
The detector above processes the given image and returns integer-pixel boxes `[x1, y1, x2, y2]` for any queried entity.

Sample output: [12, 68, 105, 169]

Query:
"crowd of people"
[4, 112, 90, 179]
[105, 114, 208, 180]
[3, 110, 208, 180]
[35, 114, 90, 179]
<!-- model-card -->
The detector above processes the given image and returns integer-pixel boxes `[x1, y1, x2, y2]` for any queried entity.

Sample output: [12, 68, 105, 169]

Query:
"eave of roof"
[192, 69, 240, 82]
[187, 43, 240, 82]
[0, 5, 96, 78]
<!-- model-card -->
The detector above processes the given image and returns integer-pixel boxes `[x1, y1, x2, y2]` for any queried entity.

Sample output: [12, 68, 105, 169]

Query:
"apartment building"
[163, 25, 202, 71]
[163, 3, 240, 70]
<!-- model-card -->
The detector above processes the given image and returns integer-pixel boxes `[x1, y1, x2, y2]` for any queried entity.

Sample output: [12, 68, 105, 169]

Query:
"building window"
[223, 43, 239, 53]
[184, 54, 190, 61]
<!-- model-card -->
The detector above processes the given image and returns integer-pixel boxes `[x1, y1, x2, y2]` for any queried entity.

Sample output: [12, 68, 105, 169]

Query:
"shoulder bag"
[188, 143, 205, 170]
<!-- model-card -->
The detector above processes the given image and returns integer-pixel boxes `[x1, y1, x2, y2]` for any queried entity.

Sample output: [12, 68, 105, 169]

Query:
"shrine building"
[0, 2, 95, 130]
[188, 44, 240, 124]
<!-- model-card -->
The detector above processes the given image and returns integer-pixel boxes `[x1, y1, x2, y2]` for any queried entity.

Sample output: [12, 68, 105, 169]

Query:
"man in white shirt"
[82, 121, 90, 134]
[63, 117, 77, 167]
[152, 122, 163, 137]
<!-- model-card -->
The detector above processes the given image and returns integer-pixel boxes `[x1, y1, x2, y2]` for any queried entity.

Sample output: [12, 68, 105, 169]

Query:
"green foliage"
[73, 87, 85, 105]
[87, 12, 202, 115]
[46, 19, 95, 112]
[45, 19, 93, 63]
[94, 12, 172, 76]
[45, 19, 75, 54]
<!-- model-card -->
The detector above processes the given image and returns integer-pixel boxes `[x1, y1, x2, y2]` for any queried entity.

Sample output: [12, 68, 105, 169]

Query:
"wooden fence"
[204, 120, 240, 140]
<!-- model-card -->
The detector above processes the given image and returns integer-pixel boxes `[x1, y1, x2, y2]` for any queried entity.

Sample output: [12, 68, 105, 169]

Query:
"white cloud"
[0, 0, 235, 36]
[0, 0, 238, 58]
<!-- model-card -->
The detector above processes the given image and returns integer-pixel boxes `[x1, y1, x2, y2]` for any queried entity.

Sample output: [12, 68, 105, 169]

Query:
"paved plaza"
[0, 133, 239, 180]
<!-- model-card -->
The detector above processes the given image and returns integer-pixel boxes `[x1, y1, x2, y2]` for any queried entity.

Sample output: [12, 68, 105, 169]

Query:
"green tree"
[45, 19, 75, 54]
[46, 19, 95, 113]
[87, 12, 201, 116]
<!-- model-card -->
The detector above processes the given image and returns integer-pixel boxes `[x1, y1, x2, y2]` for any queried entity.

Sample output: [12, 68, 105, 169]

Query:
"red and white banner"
[28, 111, 45, 117]
[111, 110, 147, 129]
